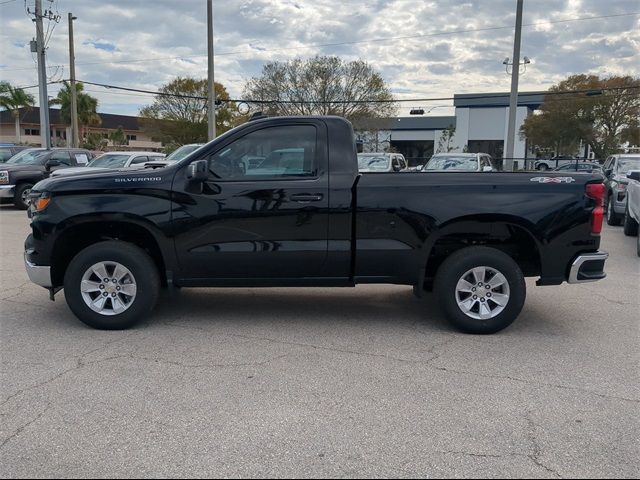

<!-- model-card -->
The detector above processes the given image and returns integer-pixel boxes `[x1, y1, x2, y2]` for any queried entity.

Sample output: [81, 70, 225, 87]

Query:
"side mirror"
[45, 159, 61, 169]
[627, 170, 640, 182]
[482, 166, 493, 172]
[187, 159, 208, 181]
[604, 168, 613, 177]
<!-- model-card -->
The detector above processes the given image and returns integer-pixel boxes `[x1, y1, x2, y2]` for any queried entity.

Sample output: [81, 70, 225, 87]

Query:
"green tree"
[50, 81, 101, 140]
[243, 56, 397, 122]
[436, 124, 457, 153]
[139, 78, 236, 145]
[521, 75, 640, 158]
[108, 126, 127, 147]
[0, 81, 35, 144]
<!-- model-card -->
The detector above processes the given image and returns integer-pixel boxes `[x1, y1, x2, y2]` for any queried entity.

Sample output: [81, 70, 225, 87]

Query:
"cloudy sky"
[1, 0, 638, 117]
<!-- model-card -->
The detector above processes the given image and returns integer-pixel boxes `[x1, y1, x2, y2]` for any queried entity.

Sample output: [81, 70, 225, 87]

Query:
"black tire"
[606, 195, 621, 226]
[623, 204, 638, 236]
[536, 164, 548, 171]
[64, 241, 160, 330]
[13, 183, 33, 210]
[637, 234, 640, 258]
[434, 246, 526, 334]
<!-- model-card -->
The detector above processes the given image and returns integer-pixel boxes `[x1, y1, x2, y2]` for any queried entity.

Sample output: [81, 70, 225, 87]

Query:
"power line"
[1, 11, 639, 72]
[76, 79, 640, 104]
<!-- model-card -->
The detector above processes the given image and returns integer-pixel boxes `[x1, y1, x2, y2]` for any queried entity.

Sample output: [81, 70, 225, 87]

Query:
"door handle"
[289, 193, 324, 202]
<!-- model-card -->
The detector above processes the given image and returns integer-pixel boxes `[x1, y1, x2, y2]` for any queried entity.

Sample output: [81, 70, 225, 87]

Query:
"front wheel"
[14, 183, 33, 210]
[536, 164, 549, 171]
[606, 195, 621, 226]
[434, 246, 526, 334]
[623, 204, 638, 236]
[64, 241, 160, 329]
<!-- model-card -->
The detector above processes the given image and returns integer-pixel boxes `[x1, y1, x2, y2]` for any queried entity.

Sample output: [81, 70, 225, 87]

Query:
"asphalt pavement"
[0, 205, 638, 478]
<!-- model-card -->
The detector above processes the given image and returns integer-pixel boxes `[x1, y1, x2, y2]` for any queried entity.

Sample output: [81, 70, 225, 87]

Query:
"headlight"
[31, 192, 52, 212]
[0, 170, 8, 184]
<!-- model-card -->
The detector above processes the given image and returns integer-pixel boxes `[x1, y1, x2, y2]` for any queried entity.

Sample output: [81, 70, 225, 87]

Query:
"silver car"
[423, 153, 495, 172]
[603, 154, 640, 225]
[357, 153, 407, 173]
[51, 151, 166, 177]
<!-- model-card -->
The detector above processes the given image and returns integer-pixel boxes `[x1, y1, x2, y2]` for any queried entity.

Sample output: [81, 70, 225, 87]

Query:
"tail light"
[586, 183, 605, 235]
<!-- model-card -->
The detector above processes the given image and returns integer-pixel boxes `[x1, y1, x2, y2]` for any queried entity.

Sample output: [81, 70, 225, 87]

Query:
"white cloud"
[0, 0, 638, 116]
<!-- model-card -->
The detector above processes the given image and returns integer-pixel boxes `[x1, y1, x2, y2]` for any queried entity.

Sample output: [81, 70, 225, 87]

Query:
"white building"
[355, 91, 546, 169]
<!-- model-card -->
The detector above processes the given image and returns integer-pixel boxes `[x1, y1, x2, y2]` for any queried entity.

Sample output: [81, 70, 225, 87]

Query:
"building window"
[126, 134, 137, 141]
[25, 128, 40, 136]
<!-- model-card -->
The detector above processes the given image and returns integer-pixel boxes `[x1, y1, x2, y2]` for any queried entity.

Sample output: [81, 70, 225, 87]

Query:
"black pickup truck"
[24, 116, 608, 334]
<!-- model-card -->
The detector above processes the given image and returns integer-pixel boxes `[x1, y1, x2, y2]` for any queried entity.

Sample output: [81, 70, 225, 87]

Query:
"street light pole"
[505, 0, 524, 172]
[68, 13, 79, 148]
[35, 0, 51, 149]
[207, 0, 216, 141]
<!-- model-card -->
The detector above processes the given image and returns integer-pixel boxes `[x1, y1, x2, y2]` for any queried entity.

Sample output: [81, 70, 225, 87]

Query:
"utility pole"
[68, 13, 79, 148]
[207, 0, 216, 140]
[34, 0, 51, 148]
[505, 0, 524, 172]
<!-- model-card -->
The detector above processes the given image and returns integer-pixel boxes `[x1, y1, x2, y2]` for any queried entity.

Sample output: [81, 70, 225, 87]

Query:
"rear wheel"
[623, 204, 638, 236]
[606, 195, 621, 226]
[434, 246, 526, 334]
[536, 164, 548, 171]
[14, 183, 33, 210]
[64, 241, 160, 330]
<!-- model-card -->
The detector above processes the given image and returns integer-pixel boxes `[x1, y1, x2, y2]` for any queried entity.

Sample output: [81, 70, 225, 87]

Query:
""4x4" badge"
[530, 176, 576, 184]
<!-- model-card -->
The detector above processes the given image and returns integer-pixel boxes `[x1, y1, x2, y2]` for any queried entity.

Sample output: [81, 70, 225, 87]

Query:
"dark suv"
[0, 148, 94, 209]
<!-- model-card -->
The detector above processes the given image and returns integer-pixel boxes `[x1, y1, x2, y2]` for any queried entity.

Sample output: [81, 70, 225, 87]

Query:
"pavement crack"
[432, 366, 639, 404]
[83, 352, 291, 370]
[525, 412, 562, 478]
[0, 403, 51, 450]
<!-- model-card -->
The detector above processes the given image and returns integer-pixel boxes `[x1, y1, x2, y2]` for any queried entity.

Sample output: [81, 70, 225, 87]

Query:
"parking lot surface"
[1, 205, 638, 478]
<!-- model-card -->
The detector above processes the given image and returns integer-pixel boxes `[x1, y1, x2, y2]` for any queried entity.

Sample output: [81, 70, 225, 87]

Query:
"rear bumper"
[567, 251, 608, 284]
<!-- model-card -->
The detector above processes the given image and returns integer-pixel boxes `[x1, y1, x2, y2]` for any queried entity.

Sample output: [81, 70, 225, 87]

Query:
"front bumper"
[24, 235, 52, 288]
[567, 251, 608, 284]
[0, 185, 15, 198]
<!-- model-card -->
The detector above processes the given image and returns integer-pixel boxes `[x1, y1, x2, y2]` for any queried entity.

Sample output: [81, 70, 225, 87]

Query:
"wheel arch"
[50, 216, 172, 287]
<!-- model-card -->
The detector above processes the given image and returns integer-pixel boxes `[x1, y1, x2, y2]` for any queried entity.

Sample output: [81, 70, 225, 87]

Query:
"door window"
[207, 125, 317, 180]
[50, 151, 72, 165]
[130, 156, 149, 165]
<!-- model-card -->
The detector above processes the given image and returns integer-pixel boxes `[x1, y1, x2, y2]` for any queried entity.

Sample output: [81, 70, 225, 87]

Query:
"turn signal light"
[32, 195, 51, 212]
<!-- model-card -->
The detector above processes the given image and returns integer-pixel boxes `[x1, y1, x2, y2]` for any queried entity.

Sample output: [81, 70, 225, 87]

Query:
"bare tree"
[243, 56, 397, 122]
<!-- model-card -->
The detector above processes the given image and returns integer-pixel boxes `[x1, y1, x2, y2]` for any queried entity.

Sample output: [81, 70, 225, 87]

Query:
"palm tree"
[51, 81, 101, 140]
[0, 81, 35, 144]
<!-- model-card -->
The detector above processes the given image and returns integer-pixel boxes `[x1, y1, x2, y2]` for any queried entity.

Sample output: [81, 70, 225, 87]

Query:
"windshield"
[425, 156, 478, 171]
[87, 154, 130, 169]
[358, 156, 390, 171]
[166, 144, 203, 161]
[618, 157, 640, 174]
[5, 149, 47, 165]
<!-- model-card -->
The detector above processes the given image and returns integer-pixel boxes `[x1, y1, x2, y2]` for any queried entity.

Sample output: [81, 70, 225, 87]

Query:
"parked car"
[357, 153, 407, 172]
[553, 162, 602, 173]
[423, 153, 495, 172]
[602, 154, 640, 225]
[0, 148, 94, 209]
[0, 145, 29, 163]
[50, 151, 166, 177]
[165, 144, 204, 162]
[623, 170, 640, 256]
[25, 116, 607, 334]
[534, 155, 579, 171]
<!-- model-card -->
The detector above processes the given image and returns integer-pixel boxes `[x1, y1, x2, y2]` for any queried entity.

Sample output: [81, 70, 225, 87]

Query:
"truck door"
[172, 121, 330, 281]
